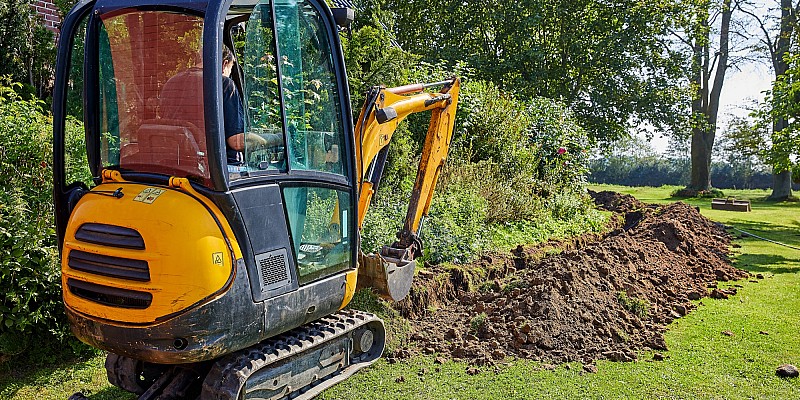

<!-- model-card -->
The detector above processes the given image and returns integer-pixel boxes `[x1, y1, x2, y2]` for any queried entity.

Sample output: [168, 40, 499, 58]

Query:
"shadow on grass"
[0, 341, 127, 399]
[0, 353, 134, 399]
[85, 386, 134, 400]
[727, 220, 800, 247]
[1, 355, 82, 394]
[734, 253, 800, 274]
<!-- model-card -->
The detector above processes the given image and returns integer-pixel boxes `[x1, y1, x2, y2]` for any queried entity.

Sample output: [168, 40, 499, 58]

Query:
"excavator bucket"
[357, 251, 416, 301]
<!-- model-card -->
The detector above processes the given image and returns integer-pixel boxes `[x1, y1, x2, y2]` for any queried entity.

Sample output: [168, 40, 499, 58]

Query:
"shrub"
[359, 74, 600, 265]
[0, 82, 59, 355]
[0, 1, 58, 99]
[454, 82, 590, 223]
[589, 154, 783, 190]
[671, 187, 725, 199]
[419, 169, 488, 264]
[0, 80, 86, 356]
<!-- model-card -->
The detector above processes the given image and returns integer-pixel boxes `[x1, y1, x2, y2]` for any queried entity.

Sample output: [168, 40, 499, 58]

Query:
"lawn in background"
[2, 185, 799, 399]
[322, 185, 800, 399]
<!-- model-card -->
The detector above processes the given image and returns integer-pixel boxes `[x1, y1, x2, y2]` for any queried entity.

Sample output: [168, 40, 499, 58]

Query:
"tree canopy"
[381, 0, 690, 143]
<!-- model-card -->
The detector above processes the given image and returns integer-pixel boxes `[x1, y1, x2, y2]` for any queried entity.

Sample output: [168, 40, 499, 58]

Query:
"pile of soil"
[393, 191, 749, 366]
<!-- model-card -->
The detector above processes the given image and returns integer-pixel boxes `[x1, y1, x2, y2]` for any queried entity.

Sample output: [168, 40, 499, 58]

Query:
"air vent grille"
[255, 249, 291, 292]
[68, 250, 150, 281]
[67, 278, 152, 309]
[75, 223, 145, 249]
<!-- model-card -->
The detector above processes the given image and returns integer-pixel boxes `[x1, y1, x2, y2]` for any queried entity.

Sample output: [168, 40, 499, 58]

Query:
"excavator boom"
[354, 78, 461, 301]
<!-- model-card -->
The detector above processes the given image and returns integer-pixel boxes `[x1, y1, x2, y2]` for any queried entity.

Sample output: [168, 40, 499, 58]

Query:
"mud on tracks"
[392, 191, 748, 366]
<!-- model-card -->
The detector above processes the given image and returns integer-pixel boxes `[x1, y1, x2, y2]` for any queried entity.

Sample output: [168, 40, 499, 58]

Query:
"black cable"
[84, 187, 124, 199]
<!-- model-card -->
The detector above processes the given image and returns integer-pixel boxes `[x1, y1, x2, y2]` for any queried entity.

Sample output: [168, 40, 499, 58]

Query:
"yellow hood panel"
[62, 182, 239, 324]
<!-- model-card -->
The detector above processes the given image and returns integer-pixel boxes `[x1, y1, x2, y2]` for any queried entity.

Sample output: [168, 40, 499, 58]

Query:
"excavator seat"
[120, 120, 207, 178]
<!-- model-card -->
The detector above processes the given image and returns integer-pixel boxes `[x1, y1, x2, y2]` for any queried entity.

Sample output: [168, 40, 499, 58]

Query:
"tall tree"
[742, 0, 800, 200]
[681, 0, 735, 191]
[381, 0, 689, 144]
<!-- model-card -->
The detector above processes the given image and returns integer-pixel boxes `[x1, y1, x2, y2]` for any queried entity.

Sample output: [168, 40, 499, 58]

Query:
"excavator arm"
[353, 77, 461, 301]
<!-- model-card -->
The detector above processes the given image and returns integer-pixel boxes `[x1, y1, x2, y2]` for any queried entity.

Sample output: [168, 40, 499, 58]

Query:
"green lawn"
[3, 185, 799, 399]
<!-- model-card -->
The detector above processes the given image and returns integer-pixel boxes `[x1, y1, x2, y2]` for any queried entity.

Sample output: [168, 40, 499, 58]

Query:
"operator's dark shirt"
[223, 76, 245, 164]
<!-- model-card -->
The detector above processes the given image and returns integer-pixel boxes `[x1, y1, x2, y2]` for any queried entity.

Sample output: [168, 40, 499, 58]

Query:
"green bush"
[0, 80, 86, 356]
[420, 168, 488, 264]
[358, 74, 601, 264]
[448, 81, 591, 223]
[0, 0, 58, 99]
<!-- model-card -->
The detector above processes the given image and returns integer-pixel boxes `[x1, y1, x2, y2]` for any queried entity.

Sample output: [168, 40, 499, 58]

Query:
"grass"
[616, 291, 651, 319]
[3, 184, 800, 399]
[320, 184, 800, 399]
[0, 347, 133, 399]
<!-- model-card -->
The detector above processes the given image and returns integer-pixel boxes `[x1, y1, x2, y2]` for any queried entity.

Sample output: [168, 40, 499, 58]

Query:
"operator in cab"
[221, 47, 282, 168]
[160, 47, 282, 172]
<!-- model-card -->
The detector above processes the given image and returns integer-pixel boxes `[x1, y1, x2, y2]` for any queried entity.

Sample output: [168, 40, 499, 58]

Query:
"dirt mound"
[395, 195, 748, 366]
[589, 189, 646, 213]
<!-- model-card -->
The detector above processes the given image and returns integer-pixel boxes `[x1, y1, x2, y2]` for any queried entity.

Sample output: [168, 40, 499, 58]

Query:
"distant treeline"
[589, 156, 798, 190]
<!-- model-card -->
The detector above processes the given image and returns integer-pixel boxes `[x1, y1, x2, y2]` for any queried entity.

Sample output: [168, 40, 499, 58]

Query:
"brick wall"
[32, 0, 61, 33]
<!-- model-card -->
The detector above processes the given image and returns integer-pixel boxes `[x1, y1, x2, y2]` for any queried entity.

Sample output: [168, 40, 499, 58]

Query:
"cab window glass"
[97, 11, 211, 186]
[274, 0, 346, 176]
[232, 3, 287, 180]
[65, 16, 92, 187]
[283, 186, 351, 284]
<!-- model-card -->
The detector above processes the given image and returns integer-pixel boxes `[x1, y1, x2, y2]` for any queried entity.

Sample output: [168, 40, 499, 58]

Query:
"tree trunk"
[769, 0, 795, 200]
[770, 169, 793, 200]
[690, 128, 714, 190]
[769, 116, 792, 200]
[688, 0, 731, 191]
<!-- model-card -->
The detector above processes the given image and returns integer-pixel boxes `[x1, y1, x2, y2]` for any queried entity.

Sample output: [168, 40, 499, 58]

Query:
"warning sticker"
[212, 252, 224, 266]
[133, 187, 166, 204]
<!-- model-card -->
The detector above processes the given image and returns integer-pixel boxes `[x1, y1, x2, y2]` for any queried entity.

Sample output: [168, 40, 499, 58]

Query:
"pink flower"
[557, 147, 567, 155]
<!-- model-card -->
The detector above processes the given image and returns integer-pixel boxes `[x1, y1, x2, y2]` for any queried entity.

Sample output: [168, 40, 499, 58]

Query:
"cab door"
[226, 0, 357, 301]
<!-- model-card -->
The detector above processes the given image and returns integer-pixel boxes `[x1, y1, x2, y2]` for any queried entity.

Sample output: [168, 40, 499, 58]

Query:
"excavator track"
[201, 309, 385, 399]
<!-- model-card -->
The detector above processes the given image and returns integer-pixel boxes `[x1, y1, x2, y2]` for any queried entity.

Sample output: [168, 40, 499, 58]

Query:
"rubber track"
[201, 309, 381, 399]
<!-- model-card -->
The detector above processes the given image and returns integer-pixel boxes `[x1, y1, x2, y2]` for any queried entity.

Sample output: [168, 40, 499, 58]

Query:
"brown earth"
[391, 190, 749, 367]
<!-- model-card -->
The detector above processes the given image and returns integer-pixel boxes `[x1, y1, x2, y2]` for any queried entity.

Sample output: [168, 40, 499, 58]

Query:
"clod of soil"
[394, 191, 748, 366]
[777, 364, 799, 378]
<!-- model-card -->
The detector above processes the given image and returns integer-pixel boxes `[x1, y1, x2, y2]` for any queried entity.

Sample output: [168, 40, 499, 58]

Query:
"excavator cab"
[52, 0, 459, 397]
[55, 0, 358, 268]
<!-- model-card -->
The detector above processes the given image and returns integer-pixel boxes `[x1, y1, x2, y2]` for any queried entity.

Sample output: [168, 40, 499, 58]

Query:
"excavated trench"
[390, 191, 749, 367]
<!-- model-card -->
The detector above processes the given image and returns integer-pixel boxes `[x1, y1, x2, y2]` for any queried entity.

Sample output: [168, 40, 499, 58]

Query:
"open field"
[2, 185, 799, 399]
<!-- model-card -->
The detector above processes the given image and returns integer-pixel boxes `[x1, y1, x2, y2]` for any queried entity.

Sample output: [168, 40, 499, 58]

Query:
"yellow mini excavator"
[51, 0, 459, 398]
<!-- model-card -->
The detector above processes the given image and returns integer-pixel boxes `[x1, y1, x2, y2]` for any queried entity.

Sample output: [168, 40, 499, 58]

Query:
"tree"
[0, 0, 57, 99]
[764, 53, 800, 192]
[670, 0, 736, 192]
[380, 0, 689, 144]
[742, 0, 800, 200]
[715, 116, 770, 186]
